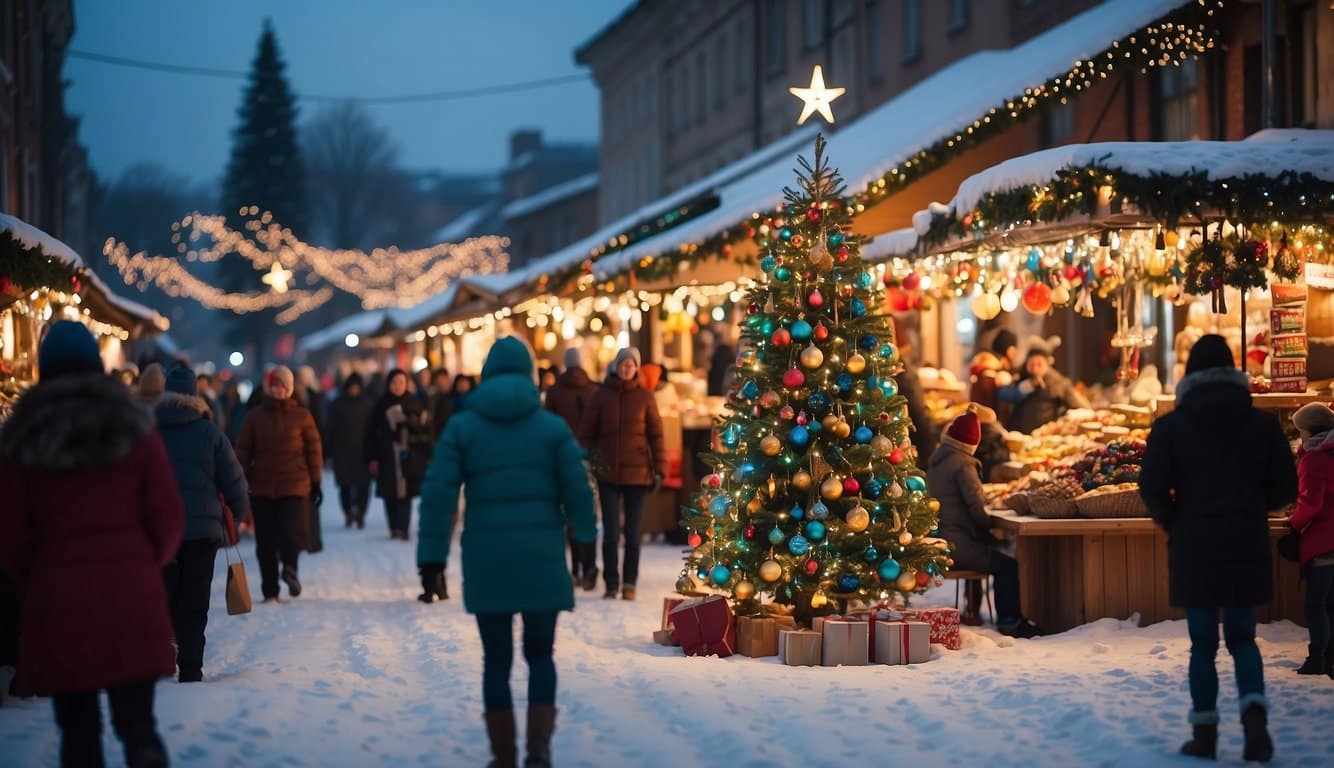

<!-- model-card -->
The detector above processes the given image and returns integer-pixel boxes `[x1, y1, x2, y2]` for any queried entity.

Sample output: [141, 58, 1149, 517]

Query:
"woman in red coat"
[1291, 403, 1334, 678]
[0, 321, 184, 768]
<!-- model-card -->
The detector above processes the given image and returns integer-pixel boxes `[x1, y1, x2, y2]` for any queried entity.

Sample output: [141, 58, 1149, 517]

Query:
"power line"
[67, 49, 592, 104]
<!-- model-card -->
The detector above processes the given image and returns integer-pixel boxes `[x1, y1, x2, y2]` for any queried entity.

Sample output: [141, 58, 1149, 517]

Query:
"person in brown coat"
[546, 346, 599, 590]
[578, 347, 666, 601]
[235, 365, 323, 602]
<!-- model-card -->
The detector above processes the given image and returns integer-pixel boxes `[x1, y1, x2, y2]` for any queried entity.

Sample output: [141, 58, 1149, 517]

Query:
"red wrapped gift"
[899, 606, 961, 651]
[669, 595, 736, 657]
[876, 621, 930, 665]
[661, 592, 709, 631]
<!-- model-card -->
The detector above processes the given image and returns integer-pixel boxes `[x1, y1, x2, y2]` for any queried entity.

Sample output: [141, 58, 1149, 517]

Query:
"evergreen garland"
[0, 230, 82, 294]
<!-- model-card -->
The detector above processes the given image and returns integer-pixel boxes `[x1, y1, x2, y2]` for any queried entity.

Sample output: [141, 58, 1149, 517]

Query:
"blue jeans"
[1184, 607, 1265, 720]
[1304, 564, 1334, 653]
[599, 484, 647, 590]
[475, 612, 558, 713]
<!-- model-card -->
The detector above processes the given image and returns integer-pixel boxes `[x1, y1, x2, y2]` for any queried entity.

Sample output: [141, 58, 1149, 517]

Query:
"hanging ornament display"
[1021, 282, 1053, 314]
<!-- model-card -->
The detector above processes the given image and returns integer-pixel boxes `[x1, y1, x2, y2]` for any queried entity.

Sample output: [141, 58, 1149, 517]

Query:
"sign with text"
[1305, 262, 1334, 289]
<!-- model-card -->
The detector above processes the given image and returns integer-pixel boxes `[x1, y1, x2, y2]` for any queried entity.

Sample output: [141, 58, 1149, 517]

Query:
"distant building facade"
[498, 129, 599, 267]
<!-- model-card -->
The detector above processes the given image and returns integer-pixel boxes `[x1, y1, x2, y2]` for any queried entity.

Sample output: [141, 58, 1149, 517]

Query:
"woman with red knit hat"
[927, 404, 1041, 637]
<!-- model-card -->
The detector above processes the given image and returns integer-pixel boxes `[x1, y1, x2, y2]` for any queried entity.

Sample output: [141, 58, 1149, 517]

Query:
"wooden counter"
[986, 509, 1306, 633]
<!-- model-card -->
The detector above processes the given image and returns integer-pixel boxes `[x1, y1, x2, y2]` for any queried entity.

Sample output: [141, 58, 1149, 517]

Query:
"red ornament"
[808, 289, 824, 308]
[1063, 265, 1080, 281]
[843, 477, 861, 495]
[813, 322, 830, 341]
[772, 328, 792, 348]
[722, 244, 733, 257]
[70, 275, 82, 293]
[746, 227, 756, 238]
[804, 560, 820, 576]
[902, 273, 921, 291]
[1021, 282, 1053, 315]
[795, 411, 810, 426]
[783, 368, 806, 388]
[708, 474, 722, 488]
[836, 246, 850, 263]
[773, 218, 786, 228]
[744, 524, 757, 540]
[779, 405, 796, 420]
[878, 412, 891, 422]
[747, 302, 760, 315]
[915, 570, 930, 587]
[807, 208, 820, 221]
[889, 448, 905, 464]
[688, 532, 703, 547]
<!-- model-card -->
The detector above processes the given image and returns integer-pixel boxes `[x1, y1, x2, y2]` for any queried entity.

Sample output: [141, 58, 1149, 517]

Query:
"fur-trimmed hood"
[1175, 366, 1250, 404]
[0, 373, 153, 470]
[154, 391, 212, 427]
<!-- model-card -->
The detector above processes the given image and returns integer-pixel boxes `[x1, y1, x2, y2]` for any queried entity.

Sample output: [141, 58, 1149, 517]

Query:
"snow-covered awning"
[296, 309, 400, 354]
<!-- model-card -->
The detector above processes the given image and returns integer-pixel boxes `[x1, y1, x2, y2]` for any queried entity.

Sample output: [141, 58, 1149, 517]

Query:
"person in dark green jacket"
[417, 336, 596, 768]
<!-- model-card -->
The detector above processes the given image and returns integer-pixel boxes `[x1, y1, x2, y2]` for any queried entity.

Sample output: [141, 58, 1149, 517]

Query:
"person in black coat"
[327, 373, 375, 529]
[155, 366, 250, 682]
[364, 369, 434, 540]
[427, 368, 453, 440]
[1139, 335, 1297, 762]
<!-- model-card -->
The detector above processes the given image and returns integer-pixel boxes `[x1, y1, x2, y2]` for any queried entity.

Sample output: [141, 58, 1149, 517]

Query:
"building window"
[735, 22, 747, 93]
[901, 0, 921, 64]
[1160, 59, 1199, 140]
[865, 1, 884, 85]
[696, 51, 707, 124]
[765, 0, 786, 77]
[802, 0, 824, 50]
[715, 36, 728, 109]
[949, 0, 970, 32]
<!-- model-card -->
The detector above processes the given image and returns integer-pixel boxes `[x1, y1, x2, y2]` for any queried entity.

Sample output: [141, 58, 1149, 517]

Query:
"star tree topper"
[261, 261, 293, 294]
[789, 65, 845, 125]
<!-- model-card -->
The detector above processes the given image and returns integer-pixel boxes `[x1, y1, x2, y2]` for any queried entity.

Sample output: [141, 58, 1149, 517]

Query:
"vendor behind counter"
[1001, 337, 1090, 434]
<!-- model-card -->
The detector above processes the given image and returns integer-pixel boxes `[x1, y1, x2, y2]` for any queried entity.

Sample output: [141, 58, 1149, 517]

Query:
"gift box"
[876, 621, 931, 665]
[845, 607, 903, 661]
[778, 629, 822, 666]
[1272, 333, 1308, 358]
[652, 628, 679, 647]
[1270, 376, 1308, 393]
[1271, 282, 1308, 306]
[1271, 358, 1307, 379]
[899, 606, 962, 651]
[1271, 307, 1306, 335]
[669, 595, 736, 657]
[661, 592, 710, 631]
[820, 617, 869, 667]
[737, 616, 780, 658]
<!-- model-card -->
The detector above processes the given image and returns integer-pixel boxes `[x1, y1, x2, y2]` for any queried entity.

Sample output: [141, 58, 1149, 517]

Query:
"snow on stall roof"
[862, 227, 920, 263]
[429, 205, 497, 244]
[500, 172, 598, 221]
[595, 0, 1191, 278]
[297, 309, 396, 353]
[951, 129, 1334, 214]
[84, 270, 169, 330]
[0, 212, 84, 267]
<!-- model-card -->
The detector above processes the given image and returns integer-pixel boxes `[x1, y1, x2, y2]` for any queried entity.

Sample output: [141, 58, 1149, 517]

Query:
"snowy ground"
[3, 474, 1333, 767]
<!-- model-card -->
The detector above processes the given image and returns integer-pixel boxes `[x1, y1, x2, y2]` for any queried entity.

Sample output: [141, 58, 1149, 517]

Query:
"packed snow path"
[2, 473, 1332, 767]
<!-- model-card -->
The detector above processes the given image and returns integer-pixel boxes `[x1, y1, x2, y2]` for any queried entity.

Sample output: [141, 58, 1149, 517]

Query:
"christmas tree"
[680, 136, 950, 619]
[219, 19, 307, 359]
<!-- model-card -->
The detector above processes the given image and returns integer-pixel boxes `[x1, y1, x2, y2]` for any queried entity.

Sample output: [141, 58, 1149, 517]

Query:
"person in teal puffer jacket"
[417, 336, 596, 768]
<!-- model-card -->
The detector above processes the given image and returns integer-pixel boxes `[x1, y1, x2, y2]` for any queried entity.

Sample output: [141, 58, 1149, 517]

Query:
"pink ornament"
[808, 289, 824, 308]
[783, 368, 806, 388]
[779, 405, 796, 420]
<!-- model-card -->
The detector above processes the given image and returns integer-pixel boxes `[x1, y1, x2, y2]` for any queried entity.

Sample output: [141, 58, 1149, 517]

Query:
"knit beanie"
[267, 365, 295, 392]
[38, 320, 103, 380]
[138, 363, 166, 399]
[164, 365, 198, 396]
[941, 404, 983, 454]
[1185, 334, 1234, 375]
[562, 346, 585, 372]
[1293, 402, 1334, 434]
[612, 347, 641, 369]
[991, 329, 1018, 358]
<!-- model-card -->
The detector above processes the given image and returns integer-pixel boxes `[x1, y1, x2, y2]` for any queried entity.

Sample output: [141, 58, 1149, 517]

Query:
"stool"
[944, 570, 994, 624]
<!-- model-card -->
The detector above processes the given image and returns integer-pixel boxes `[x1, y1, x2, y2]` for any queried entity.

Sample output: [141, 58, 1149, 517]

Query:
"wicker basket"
[1002, 493, 1031, 515]
[1029, 494, 1080, 519]
[1075, 489, 1149, 519]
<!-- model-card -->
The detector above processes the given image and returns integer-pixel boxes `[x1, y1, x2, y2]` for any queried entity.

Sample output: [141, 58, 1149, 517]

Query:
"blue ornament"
[851, 298, 867, 317]
[768, 527, 786, 545]
[807, 392, 830, 412]
[740, 461, 756, 476]
[697, 568, 708, 580]
[789, 425, 811, 449]
[722, 424, 741, 447]
[864, 546, 880, 562]
[710, 496, 732, 517]
[790, 319, 813, 341]
[880, 378, 898, 397]
[805, 520, 825, 541]
[774, 266, 792, 282]
[1027, 247, 1041, 272]
[788, 535, 810, 556]
[828, 231, 846, 247]
[905, 475, 927, 493]
[866, 479, 885, 498]
[1064, 243, 1076, 265]
[836, 373, 853, 393]
[867, 376, 879, 391]
[858, 334, 878, 350]
[807, 419, 822, 434]
[786, 204, 799, 216]
[780, 227, 793, 241]
[856, 271, 873, 289]
[878, 559, 902, 581]
[838, 572, 861, 592]
[809, 501, 829, 520]
[760, 318, 777, 335]
[879, 343, 898, 360]
[760, 254, 778, 273]
[790, 504, 805, 520]
[740, 380, 759, 399]
[854, 425, 874, 444]
[710, 564, 731, 586]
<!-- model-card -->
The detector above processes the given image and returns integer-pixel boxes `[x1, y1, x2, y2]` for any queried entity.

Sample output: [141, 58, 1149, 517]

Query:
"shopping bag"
[224, 547, 252, 615]
[220, 494, 239, 547]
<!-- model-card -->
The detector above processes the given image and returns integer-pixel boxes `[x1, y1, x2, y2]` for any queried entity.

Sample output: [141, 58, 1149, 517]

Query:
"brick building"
[499, 129, 600, 267]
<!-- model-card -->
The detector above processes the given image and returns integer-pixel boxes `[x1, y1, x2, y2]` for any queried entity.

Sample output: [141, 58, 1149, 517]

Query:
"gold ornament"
[767, 474, 778, 497]
[821, 476, 844, 500]
[760, 434, 782, 456]
[1051, 285, 1071, 305]
[845, 506, 870, 532]
[810, 590, 829, 608]
[1164, 230, 1180, 248]
[899, 531, 913, 546]
[734, 580, 756, 601]
[834, 419, 852, 439]
[870, 435, 893, 457]
[759, 560, 783, 582]
[890, 482, 904, 498]
[792, 470, 813, 490]
[821, 414, 839, 431]
[800, 343, 824, 370]
[896, 570, 917, 592]
[809, 241, 833, 272]
[971, 292, 1002, 320]
[846, 353, 867, 374]
[927, 498, 941, 513]
[747, 496, 764, 513]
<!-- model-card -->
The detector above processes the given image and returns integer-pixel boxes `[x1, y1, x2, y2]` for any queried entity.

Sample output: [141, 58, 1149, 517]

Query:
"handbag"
[220, 494, 239, 547]
[1277, 530, 1301, 564]
[224, 547, 252, 615]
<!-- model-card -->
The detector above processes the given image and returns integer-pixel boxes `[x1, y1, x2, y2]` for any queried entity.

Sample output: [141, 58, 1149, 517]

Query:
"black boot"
[525, 704, 557, 767]
[1179, 724, 1217, 760]
[281, 566, 302, 598]
[1296, 644, 1326, 675]
[484, 710, 517, 768]
[1241, 703, 1273, 763]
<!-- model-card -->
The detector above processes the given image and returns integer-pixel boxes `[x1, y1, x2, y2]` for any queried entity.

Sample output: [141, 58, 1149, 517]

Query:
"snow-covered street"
[2, 474, 1332, 767]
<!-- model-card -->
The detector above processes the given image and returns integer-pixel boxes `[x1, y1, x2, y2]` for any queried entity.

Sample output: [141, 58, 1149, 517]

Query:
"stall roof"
[592, 0, 1194, 280]
[296, 309, 399, 354]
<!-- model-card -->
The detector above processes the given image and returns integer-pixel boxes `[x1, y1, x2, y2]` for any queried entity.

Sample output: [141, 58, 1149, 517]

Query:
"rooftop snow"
[500, 172, 598, 221]
[429, 205, 497, 244]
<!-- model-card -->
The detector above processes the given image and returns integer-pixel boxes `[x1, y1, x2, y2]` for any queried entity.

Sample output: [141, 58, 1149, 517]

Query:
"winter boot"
[178, 667, 203, 683]
[622, 585, 637, 601]
[1296, 644, 1326, 675]
[962, 581, 983, 626]
[484, 709, 518, 768]
[126, 740, 169, 768]
[525, 704, 557, 768]
[281, 566, 302, 598]
[580, 566, 599, 592]
[1179, 725, 1217, 760]
[1241, 703, 1273, 763]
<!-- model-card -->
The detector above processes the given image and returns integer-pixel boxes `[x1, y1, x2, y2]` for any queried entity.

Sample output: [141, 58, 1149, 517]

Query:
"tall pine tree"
[219, 19, 306, 360]
[681, 137, 950, 622]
